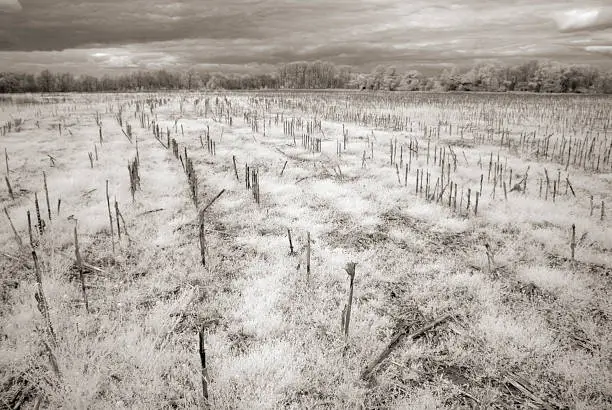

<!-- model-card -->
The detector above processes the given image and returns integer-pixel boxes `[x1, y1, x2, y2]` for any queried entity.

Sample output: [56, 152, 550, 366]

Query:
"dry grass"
[1, 91, 610, 409]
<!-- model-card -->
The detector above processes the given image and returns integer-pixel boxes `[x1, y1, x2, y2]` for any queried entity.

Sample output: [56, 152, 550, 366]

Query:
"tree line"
[1, 60, 611, 93]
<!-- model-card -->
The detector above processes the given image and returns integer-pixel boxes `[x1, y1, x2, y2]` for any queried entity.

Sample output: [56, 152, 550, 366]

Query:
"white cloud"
[555, 8, 612, 32]
[105, 55, 138, 68]
[556, 9, 599, 31]
[585, 45, 612, 55]
[88, 46, 180, 69]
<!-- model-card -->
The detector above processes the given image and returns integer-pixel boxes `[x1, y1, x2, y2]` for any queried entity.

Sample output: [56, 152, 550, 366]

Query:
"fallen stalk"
[361, 313, 454, 380]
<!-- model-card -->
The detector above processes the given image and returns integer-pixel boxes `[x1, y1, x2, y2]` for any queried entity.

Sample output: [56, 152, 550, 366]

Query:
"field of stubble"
[1, 91, 611, 409]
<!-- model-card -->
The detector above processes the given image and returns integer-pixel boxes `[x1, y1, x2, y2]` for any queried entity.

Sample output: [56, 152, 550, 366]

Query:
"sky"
[0, 0, 611, 75]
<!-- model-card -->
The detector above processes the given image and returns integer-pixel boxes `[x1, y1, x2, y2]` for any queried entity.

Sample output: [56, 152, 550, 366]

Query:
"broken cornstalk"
[74, 224, 89, 313]
[198, 328, 210, 407]
[361, 314, 454, 381]
[342, 262, 357, 338]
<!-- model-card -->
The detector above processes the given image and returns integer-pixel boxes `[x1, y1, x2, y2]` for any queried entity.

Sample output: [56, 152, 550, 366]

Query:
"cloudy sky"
[0, 0, 611, 74]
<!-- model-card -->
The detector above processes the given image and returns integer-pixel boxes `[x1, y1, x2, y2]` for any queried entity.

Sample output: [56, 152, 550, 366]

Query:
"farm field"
[0, 91, 611, 409]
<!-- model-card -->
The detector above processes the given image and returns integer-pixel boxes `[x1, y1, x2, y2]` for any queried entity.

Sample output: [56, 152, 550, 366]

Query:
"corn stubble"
[0, 91, 610, 409]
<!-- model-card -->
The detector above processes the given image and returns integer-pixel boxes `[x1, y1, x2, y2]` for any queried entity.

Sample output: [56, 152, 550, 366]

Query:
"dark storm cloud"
[0, 0, 21, 12]
[0, 0, 611, 74]
[0, 0, 266, 51]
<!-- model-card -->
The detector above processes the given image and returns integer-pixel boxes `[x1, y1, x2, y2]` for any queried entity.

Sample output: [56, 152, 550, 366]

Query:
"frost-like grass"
[1, 91, 610, 409]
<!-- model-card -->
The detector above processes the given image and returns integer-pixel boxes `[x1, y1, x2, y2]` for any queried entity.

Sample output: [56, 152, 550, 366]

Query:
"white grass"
[517, 265, 593, 303]
[1, 91, 610, 409]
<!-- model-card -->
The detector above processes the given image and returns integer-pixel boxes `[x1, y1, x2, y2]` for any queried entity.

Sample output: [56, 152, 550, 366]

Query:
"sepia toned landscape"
[2, 0, 612, 409]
